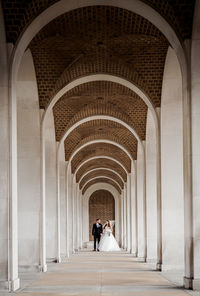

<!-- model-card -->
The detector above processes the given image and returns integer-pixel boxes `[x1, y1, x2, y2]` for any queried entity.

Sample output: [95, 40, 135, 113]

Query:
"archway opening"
[89, 189, 115, 241]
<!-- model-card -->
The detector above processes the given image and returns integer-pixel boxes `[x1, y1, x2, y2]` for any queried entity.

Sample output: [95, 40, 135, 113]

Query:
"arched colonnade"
[0, 0, 199, 292]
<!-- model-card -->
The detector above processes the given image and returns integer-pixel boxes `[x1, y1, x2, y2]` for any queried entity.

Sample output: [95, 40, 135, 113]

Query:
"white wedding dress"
[98, 227, 120, 252]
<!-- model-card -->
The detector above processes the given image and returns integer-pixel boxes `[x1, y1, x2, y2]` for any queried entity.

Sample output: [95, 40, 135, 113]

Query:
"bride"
[98, 220, 120, 252]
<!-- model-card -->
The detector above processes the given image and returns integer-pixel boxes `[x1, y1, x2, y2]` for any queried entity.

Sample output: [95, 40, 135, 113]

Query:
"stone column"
[65, 162, 70, 258]
[79, 190, 83, 249]
[137, 142, 147, 261]
[191, 1, 200, 289]
[123, 186, 127, 250]
[130, 164, 138, 256]
[0, 5, 10, 289]
[7, 42, 20, 291]
[45, 110, 57, 262]
[56, 142, 61, 263]
[17, 49, 41, 271]
[40, 111, 47, 272]
[161, 46, 184, 272]
[72, 175, 76, 253]
[120, 191, 124, 248]
[76, 184, 80, 251]
[146, 109, 157, 264]
[60, 146, 66, 260]
[126, 177, 131, 252]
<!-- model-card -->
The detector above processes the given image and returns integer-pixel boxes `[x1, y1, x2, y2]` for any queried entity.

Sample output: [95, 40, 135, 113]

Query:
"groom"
[92, 218, 103, 251]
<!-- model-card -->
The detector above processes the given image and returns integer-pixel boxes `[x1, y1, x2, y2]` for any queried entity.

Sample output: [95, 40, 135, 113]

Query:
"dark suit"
[92, 223, 103, 250]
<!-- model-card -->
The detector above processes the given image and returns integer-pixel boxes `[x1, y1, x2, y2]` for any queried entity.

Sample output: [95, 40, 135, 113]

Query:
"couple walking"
[92, 218, 120, 252]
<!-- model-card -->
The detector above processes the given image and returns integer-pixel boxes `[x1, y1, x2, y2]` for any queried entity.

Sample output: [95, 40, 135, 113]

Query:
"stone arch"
[79, 169, 124, 189]
[72, 144, 131, 174]
[54, 97, 147, 142]
[43, 74, 158, 127]
[7, 1, 190, 289]
[58, 115, 144, 162]
[68, 139, 134, 164]
[64, 120, 138, 161]
[74, 156, 128, 176]
[10, 0, 184, 81]
[82, 175, 123, 194]
[76, 159, 127, 183]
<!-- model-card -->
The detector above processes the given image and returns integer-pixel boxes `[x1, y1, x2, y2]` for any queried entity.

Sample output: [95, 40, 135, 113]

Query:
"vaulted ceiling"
[2, 1, 195, 192]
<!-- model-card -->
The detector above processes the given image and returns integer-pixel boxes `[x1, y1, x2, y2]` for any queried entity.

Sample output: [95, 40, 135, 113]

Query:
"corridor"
[14, 252, 194, 296]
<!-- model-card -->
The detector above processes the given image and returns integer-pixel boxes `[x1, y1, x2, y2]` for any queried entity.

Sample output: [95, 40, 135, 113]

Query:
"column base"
[56, 257, 61, 263]
[192, 279, 200, 290]
[156, 262, 162, 271]
[8, 277, 20, 291]
[39, 264, 47, 272]
[184, 276, 193, 289]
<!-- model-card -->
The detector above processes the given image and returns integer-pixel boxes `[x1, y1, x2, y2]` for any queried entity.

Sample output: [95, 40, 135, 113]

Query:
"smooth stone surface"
[5, 251, 197, 296]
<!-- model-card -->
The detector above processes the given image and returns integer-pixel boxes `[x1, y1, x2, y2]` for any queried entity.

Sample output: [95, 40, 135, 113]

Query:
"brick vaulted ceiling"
[64, 119, 137, 161]
[71, 143, 131, 174]
[28, 6, 170, 110]
[83, 178, 122, 195]
[2, 1, 195, 44]
[79, 169, 124, 190]
[53, 81, 147, 141]
[76, 158, 127, 183]
[2, 2, 195, 189]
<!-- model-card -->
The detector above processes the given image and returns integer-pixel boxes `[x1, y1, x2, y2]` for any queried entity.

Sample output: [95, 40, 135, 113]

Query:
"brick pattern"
[71, 143, 131, 174]
[76, 158, 127, 183]
[2, 3, 194, 193]
[83, 178, 121, 195]
[29, 7, 169, 109]
[64, 119, 137, 161]
[80, 169, 124, 190]
[27, 6, 168, 164]
[3, 2, 194, 44]
[89, 189, 115, 241]
[53, 81, 147, 142]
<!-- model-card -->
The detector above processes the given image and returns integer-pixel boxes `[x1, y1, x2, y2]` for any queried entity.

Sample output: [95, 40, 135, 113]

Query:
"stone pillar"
[72, 175, 76, 253]
[146, 109, 157, 264]
[56, 142, 65, 262]
[60, 144, 66, 260]
[40, 110, 47, 272]
[161, 46, 184, 272]
[123, 187, 127, 250]
[17, 49, 41, 271]
[45, 110, 57, 262]
[0, 4, 18, 290]
[130, 165, 137, 256]
[137, 142, 147, 261]
[76, 183, 80, 251]
[120, 191, 124, 248]
[65, 162, 70, 257]
[126, 177, 131, 252]
[56, 142, 61, 263]
[191, 1, 200, 289]
[79, 190, 83, 249]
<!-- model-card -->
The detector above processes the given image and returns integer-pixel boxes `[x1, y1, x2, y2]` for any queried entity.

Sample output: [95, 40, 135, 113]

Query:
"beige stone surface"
[15, 251, 191, 296]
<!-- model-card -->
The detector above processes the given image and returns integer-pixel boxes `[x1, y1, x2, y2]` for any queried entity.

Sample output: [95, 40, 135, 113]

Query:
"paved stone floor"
[4, 251, 199, 296]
